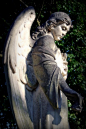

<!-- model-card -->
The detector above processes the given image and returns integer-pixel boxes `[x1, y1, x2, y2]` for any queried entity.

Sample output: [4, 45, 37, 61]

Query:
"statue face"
[51, 23, 71, 41]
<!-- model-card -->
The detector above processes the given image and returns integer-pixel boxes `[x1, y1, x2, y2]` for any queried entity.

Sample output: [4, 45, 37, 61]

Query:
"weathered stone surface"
[4, 6, 83, 129]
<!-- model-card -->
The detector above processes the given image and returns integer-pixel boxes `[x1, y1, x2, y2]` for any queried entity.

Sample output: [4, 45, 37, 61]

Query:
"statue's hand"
[71, 96, 84, 112]
[55, 49, 68, 80]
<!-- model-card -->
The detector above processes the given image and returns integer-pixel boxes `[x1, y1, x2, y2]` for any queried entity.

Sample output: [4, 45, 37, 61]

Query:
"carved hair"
[32, 12, 72, 40]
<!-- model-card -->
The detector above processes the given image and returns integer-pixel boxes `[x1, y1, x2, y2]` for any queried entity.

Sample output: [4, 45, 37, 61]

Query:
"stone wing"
[4, 6, 37, 128]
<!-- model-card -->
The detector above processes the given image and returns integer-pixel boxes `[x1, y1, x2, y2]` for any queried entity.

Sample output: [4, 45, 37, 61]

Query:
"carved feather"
[4, 6, 37, 128]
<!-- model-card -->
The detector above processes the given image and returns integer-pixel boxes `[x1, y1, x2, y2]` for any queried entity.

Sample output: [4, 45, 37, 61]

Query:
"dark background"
[0, 0, 86, 128]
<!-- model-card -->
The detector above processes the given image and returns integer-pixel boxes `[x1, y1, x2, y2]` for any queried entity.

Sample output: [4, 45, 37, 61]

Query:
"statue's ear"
[50, 26, 55, 30]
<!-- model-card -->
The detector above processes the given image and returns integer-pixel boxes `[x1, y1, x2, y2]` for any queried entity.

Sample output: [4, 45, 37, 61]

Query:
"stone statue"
[4, 6, 83, 129]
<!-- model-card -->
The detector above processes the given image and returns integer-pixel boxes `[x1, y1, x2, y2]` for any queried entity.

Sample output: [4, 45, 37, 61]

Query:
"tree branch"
[19, 0, 28, 7]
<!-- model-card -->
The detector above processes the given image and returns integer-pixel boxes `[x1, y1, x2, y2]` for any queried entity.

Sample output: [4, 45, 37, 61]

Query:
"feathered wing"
[4, 6, 37, 128]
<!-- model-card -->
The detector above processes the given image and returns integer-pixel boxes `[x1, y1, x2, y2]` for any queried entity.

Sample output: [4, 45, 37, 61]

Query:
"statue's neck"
[32, 24, 54, 40]
[45, 32, 54, 39]
[32, 31, 54, 41]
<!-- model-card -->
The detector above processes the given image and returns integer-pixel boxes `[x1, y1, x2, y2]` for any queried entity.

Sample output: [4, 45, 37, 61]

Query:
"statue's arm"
[51, 43, 83, 111]
[57, 67, 83, 112]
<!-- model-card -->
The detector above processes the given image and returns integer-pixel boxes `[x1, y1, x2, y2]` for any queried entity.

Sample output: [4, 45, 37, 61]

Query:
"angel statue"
[4, 6, 83, 129]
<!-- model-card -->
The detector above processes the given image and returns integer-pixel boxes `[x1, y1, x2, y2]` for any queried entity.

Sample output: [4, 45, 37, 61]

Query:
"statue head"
[46, 12, 73, 41]
[32, 12, 73, 40]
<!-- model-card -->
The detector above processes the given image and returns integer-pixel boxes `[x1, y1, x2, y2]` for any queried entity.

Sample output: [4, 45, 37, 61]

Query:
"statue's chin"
[55, 36, 61, 41]
[57, 37, 60, 40]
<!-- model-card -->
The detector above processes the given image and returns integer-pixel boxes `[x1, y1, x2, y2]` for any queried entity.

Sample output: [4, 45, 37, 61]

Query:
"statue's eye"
[62, 26, 67, 31]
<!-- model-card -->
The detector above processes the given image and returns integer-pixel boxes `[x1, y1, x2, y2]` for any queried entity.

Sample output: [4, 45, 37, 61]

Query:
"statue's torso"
[30, 35, 69, 129]
[32, 35, 62, 108]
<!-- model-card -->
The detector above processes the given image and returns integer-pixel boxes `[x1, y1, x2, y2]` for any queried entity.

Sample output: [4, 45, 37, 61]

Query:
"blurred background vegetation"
[0, 0, 86, 128]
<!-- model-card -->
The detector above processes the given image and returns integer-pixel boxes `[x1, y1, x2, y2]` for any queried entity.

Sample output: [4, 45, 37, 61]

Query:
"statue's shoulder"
[35, 35, 54, 47]
[38, 35, 54, 42]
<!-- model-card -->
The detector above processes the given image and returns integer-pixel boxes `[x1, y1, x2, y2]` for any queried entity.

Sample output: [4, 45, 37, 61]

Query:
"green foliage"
[55, 1, 86, 128]
[0, 0, 86, 128]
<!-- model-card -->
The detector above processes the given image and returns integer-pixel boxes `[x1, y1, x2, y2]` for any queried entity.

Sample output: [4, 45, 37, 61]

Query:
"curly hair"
[32, 12, 72, 40]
